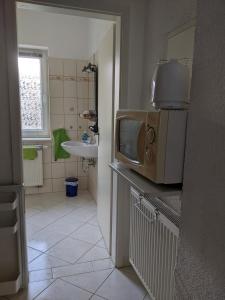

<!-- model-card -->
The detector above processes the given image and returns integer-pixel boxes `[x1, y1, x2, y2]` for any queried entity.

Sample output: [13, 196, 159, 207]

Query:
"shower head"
[82, 63, 97, 73]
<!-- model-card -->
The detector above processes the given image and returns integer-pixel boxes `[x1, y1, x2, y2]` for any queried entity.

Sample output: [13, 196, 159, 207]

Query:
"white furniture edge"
[0, 222, 18, 235]
[0, 275, 21, 296]
[109, 162, 182, 197]
[0, 196, 18, 212]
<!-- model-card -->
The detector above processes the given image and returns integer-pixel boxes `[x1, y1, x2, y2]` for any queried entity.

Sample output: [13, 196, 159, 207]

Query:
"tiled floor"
[5, 191, 151, 300]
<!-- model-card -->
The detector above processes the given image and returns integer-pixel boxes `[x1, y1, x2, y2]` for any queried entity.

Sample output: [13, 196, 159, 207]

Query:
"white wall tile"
[51, 98, 64, 115]
[78, 162, 88, 177]
[78, 99, 89, 115]
[88, 100, 95, 111]
[43, 163, 52, 179]
[25, 186, 39, 195]
[52, 178, 65, 192]
[64, 80, 76, 98]
[77, 79, 88, 99]
[67, 130, 77, 141]
[24, 57, 89, 196]
[77, 117, 88, 131]
[79, 177, 88, 190]
[65, 162, 78, 177]
[52, 163, 65, 178]
[64, 98, 77, 115]
[49, 58, 63, 76]
[65, 115, 77, 131]
[38, 179, 53, 194]
[63, 59, 76, 76]
[50, 80, 63, 98]
[77, 131, 83, 141]
[51, 115, 65, 130]
[43, 146, 52, 163]
[77, 60, 88, 77]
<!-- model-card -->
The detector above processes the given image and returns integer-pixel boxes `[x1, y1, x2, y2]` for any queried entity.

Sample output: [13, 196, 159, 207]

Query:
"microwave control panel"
[145, 112, 160, 163]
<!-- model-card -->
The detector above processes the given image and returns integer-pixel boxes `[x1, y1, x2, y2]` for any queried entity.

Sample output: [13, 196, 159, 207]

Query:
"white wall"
[88, 19, 113, 57]
[16, 8, 112, 60]
[17, 0, 148, 109]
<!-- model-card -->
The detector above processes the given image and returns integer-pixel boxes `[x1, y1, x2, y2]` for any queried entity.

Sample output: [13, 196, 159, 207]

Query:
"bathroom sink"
[61, 141, 98, 158]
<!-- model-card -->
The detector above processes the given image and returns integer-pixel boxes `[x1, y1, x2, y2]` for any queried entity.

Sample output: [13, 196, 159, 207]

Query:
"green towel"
[23, 146, 38, 160]
[53, 128, 71, 160]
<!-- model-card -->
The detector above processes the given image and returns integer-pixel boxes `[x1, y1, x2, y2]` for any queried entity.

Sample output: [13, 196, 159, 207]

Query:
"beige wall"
[25, 57, 95, 194]
[142, 0, 197, 108]
[175, 1, 225, 298]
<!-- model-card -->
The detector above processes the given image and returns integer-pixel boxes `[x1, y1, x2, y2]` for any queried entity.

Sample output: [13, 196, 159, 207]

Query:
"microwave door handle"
[137, 122, 145, 164]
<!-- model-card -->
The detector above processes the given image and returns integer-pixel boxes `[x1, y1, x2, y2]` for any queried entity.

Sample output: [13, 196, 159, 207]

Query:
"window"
[18, 48, 49, 138]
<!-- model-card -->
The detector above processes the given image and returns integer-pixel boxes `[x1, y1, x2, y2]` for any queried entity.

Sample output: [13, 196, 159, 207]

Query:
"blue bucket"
[65, 177, 78, 197]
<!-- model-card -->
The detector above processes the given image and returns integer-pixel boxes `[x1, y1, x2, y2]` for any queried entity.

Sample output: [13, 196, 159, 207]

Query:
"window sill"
[22, 137, 52, 142]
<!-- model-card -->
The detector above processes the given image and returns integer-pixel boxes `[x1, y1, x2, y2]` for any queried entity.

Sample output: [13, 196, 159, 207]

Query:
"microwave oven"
[115, 109, 187, 184]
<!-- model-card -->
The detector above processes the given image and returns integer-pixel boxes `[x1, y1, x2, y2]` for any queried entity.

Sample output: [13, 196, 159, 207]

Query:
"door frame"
[16, 1, 123, 253]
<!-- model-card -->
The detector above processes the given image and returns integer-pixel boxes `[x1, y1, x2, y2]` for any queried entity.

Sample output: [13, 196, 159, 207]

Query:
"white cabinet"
[0, 186, 27, 296]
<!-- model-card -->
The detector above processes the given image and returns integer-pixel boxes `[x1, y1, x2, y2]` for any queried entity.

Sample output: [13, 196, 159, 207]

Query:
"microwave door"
[137, 123, 145, 165]
[119, 118, 144, 165]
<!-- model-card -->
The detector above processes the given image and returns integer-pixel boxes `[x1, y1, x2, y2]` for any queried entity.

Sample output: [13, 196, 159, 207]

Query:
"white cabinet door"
[96, 26, 115, 251]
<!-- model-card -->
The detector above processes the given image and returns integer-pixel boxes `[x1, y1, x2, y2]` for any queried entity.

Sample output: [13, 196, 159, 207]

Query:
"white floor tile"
[26, 222, 43, 238]
[24, 191, 147, 300]
[26, 208, 42, 218]
[29, 269, 53, 282]
[27, 211, 62, 229]
[8, 279, 55, 300]
[29, 253, 68, 271]
[66, 208, 96, 223]
[26, 193, 64, 210]
[96, 269, 146, 300]
[78, 246, 110, 263]
[27, 247, 43, 263]
[53, 261, 93, 278]
[70, 223, 102, 245]
[46, 237, 93, 263]
[96, 239, 106, 249]
[28, 227, 67, 252]
[63, 269, 113, 293]
[90, 296, 106, 300]
[45, 217, 84, 235]
[88, 215, 99, 227]
[35, 279, 92, 300]
[92, 259, 114, 272]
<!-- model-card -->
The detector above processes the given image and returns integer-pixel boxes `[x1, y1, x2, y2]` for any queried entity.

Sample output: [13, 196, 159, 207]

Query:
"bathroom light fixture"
[82, 63, 97, 73]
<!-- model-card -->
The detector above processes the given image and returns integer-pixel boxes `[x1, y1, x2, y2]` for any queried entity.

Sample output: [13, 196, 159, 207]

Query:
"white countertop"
[110, 161, 182, 219]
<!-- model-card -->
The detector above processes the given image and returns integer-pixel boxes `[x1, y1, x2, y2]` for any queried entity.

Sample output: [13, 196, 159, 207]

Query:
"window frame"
[18, 46, 50, 139]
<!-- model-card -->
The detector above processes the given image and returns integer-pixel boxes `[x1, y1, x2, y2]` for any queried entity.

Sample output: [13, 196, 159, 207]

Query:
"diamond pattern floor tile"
[35, 279, 92, 300]
[46, 237, 94, 263]
[24, 191, 147, 300]
[62, 269, 113, 293]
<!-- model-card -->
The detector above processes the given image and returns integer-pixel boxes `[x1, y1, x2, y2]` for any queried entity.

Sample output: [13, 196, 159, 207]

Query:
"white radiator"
[23, 146, 43, 187]
[130, 188, 179, 300]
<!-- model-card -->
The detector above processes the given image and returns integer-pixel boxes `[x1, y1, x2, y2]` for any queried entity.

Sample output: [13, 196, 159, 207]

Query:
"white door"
[97, 26, 115, 251]
[0, 0, 28, 295]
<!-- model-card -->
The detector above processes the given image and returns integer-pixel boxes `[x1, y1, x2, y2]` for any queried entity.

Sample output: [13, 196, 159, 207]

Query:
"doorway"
[17, 0, 116, 281]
